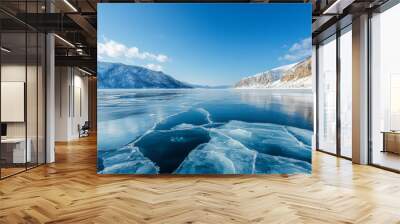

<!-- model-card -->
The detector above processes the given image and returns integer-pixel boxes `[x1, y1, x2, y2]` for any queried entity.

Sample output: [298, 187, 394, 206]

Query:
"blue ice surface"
[286, 126, 313, 146]
[175, 120, 312, 174]
[98, 110, 312, 174]
[134, 126, 211, 173]
[98, 89, 314, 175]
[215, 121, 312, 163]
[154, 108, 211, 130]
[254, 153, 311, 174]
[98, 145, 159, 174]
[175, 130, 257, 174]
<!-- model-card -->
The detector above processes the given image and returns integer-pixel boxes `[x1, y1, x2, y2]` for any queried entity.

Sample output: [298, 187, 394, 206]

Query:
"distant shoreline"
[98, 87, 313, 92]
[233, 87, 312, 91]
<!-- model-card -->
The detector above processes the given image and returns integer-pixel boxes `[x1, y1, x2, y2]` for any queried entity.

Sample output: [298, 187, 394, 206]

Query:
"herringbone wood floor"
[1, 135, 400, 224]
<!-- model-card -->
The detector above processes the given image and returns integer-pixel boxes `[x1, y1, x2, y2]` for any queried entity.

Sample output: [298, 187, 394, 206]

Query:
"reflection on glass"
[38, 33, 46, 165]
[390, 75, 400, 130]
[371, 3, 400, 171]
[0, 0, 47, 178]
[318, 36, 337, 154]
[1, 31, 27, 177]
[27, 31, 38, 169]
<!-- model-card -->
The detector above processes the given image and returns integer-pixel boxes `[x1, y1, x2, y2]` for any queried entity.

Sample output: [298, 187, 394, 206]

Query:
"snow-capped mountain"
[234, 57, 311, 89]
[98, 62, 193, 89]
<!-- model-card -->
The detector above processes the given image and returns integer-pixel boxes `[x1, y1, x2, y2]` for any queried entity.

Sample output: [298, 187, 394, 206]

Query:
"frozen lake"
[97, 89, 314, 174]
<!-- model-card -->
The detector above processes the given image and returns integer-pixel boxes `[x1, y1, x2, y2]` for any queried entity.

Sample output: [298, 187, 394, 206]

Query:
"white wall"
[55, 66, 70, 141]
[1, 82, 25, 122]
[75, 73, 89, 132]
[1, 65, 26, 139]
[1, 65, 41, 138]
[55, 67, 89, 141]
[1, 64, 26, 81]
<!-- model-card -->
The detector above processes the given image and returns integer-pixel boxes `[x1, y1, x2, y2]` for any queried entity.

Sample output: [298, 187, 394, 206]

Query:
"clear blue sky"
[98, 3, 311, 86]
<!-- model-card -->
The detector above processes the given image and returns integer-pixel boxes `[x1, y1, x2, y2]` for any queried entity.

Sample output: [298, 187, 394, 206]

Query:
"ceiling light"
[78, 67, 93, 76]
[76, 48, 85, 55]
[322, 0, 354, 15]
[54, 34, 75, 48]
[63, 0, 78, 12]
[1, 47, 11, 53]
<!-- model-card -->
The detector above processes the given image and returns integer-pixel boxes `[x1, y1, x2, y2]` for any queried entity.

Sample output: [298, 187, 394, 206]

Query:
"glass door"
[0, 1, 47, 179]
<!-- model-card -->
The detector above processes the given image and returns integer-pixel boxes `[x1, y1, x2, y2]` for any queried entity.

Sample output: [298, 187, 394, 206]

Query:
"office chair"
[79, 121, 90, 138]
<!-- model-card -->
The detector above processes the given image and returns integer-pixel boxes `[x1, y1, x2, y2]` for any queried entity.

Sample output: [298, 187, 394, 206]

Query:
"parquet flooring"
[1, 135, 400, 224]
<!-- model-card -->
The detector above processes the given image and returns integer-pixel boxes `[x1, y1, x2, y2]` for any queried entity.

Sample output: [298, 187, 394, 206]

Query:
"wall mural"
[97, 3, 313, 174]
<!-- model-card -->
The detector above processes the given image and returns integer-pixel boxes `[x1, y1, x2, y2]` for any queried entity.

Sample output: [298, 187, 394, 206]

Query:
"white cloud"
[98, 39, 168, 63]
[279, 37, 311, 62]
[145, 63, 163, 72]
[156, 55, 168, 63]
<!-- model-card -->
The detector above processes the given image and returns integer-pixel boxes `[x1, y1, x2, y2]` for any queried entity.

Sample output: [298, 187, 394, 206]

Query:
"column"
[352, 14, 369, 164]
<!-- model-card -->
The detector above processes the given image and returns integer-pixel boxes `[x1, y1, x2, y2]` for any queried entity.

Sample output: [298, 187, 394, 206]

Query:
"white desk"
[1, 138, 31, 163]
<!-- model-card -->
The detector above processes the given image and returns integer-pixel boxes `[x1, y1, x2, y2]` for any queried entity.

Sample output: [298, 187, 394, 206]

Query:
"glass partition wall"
[316, 26, 353, 159]
[339, 26, 352, 159]
[0, 2, 46, 179]
[315, 0, 400, 172]
[0, 30, 27, 177]
[370, 2, 400, 171]
[317, 35, 337, 155]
